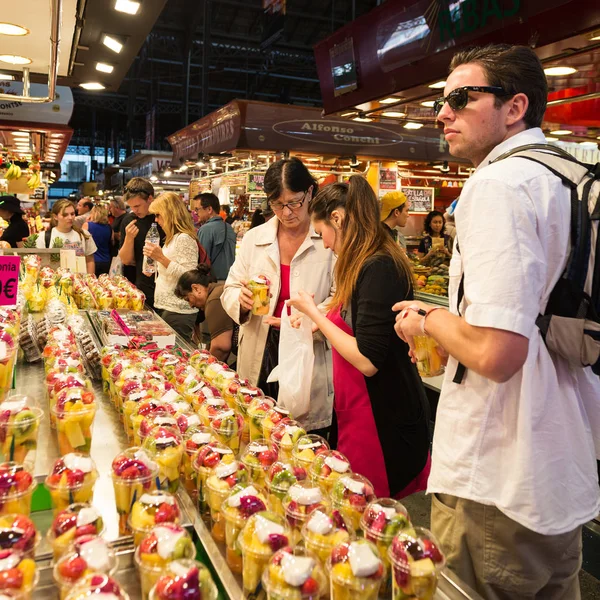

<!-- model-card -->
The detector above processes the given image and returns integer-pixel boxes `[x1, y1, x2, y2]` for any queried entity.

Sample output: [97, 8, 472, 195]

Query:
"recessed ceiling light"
[80, 82, 105, 90]
[428, 80, 446, 89]
[381, 111, 406, 118]
[404, 122, 424, 129]
[102, 35, 123, 53]
[545, 137, 558, 142]
[353, 117, 372, 122]
[96, 62, 114, 74]
[579, 141, 598, 148]
[421, 101, 435, 108]
[380, 97, 402, 104]
[544, 66, 577, 76]
[0, 73, 14, 80]
[0, 23, 29, 36]
[0, 55, 31, 65]
[550, 129, 572, 136]
[114, 0, 140, 14]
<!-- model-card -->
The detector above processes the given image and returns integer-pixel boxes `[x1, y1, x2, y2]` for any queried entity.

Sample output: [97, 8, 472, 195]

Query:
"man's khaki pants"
[431, 494, 582, 600]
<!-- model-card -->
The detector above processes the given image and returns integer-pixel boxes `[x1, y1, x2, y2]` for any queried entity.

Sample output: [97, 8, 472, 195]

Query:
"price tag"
[110, 309, 131, 336]
[0, 257, 20, 307]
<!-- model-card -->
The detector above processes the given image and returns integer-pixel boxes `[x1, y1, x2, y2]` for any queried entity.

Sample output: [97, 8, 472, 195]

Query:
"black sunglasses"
[433, 86, 511, 116]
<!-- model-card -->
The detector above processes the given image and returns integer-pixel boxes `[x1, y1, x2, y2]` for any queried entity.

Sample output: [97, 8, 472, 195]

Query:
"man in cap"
[380, 191, 410, 247]
[0, 196, 29, 247]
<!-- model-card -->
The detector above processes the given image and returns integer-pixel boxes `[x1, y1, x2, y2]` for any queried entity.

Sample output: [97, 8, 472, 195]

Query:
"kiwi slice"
[13, 411, 37, 438]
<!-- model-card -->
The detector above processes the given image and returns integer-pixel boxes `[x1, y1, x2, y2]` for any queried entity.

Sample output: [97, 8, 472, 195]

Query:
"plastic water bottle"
[142, 222, 160, 275]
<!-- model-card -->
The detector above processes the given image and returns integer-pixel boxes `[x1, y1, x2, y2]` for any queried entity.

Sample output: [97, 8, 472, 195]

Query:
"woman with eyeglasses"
[222, 157, 335, 435]
[287, 176, 431, 498]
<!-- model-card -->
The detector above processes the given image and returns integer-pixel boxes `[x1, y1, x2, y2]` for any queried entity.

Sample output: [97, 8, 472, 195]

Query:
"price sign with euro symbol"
[0, 257, 20, 307]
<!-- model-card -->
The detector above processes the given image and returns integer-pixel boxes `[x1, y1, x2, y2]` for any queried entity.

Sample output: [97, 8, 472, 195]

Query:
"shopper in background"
[109, 197, 127, 249]
[196, 193, 236, 282]
[175, 264, 234, 361]
[288, 176, 430, 497]
[249, 208, 265, 229]
[83, 205, 112, 276]
[417, 210, 451, 259]
[36, 199, 97, 274]
[222, 157, 335, 435]
[0, 196, 29, 247]
[119, 178, 165, 309]
[395, 44, 600, 599]
[380, 190, 410, 248]
[74, 198, 94, 228]
[144, 192, 199, 341]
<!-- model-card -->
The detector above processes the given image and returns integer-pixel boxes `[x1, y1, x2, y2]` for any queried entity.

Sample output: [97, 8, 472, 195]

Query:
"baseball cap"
[0, 196, 24, 215]
[380, 191, 407, 221]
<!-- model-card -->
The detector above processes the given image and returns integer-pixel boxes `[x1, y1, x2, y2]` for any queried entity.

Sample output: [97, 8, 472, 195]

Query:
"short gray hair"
[110, 196, 126, 211]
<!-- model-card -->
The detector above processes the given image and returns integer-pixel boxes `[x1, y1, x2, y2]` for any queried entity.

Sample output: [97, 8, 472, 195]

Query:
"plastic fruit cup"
[413, 335, 445, 378]
[388, 527, 446, 600]
[262, 405, 292, 443]
[360, 498, 411, 597]
[53, 403, 96, 456]
[0, 463, 36, 517]
[247, 397, 275, 443]
[309, 449, 352, 497]
[112, 448, 159, 536]
[45, 455, 99, 516]
[63, 573, 130, 600]
[0, 549, 38, 600]
[282, 481, 330, 545]
[235, 385, 264, 443]
[207, 408, 244, 454]
[0, 403, 43, 470]
[328, 539, 385, 600]
[142, 426, 184, 494]
[123, 391, 154, 443]
[181, 427, 215, 501]
[331, 473, 377, 532]
[0, 514, 41, 559]
[265, 461, 307, 518]
[247, 277, 270, 316]
[291, 434, 330, 471]
[271, 420, 306, 463]
[240, 440, 278, 489]
[211, 369, 238, 396]
[148, 559, 218, 600]
[302, 508, 353, 565]
[0, 346, 17, 402]
[128, 490, 180, 547]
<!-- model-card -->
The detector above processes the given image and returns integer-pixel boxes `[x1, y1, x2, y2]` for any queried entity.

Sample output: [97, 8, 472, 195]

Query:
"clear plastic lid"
[266, 461, 307, 494]
[283, 481, 329, 524]
[331, 473, 376, 509]
[291, 434, 330, 467]
[45, 455, 98, 492]
[48, 503, 104, 541]
[128, 491, 180, 533]
[246, 397, 275, 419]
[111, 447, 158, 483]
[142, 426, 183, 455]
[240, 440, 278, 473]
[388, 526, 446, 581]
[309, 449, 351, 483]
[271, 420, 306, 452]
[222, 482, 268, 524]
[327, 538, 384, 583]
[238, 511, 291, 557]
[148, 559, 218, 600]
[262, 546, 327, 597]
[0, 513, 40, 554]
[54, 536, 117, 586]
[64, 573, 130, 600]
[192, 440, 235, 472]
[360, 498, 411, 544]
[183, 426, 216, 455]
[135, 524, 195, 567]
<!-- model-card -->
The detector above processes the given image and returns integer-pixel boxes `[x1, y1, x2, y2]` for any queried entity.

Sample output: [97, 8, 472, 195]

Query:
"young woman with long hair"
[36, 199, 97, 274]
[288, 176, 430, 498]
[143, 192, 200, 341]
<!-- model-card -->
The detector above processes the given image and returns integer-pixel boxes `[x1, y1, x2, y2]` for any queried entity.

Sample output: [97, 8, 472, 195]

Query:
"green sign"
[248, 172, 265, 192]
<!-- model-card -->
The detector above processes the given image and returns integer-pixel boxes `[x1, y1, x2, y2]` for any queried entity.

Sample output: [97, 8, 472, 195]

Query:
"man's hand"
[124, 220, 139, 240]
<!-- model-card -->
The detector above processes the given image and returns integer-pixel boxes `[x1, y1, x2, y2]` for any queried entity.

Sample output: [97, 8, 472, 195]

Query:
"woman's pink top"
[274, 264, 291, 319]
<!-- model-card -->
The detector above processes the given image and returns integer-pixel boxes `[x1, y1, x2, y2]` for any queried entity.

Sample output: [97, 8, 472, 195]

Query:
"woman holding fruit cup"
[222, 157, 335, 435]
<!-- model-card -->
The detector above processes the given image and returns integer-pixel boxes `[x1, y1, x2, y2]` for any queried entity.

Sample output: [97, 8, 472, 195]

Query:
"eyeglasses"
[269, 191, 308, 212]
[433, 86, 511, 116]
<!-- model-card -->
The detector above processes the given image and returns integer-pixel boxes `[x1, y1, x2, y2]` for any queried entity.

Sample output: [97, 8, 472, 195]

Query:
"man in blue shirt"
[196, 193, 236, 281]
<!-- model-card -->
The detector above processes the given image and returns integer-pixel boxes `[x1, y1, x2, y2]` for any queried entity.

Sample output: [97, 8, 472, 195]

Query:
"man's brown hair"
[449, 44, 548, 129]
[123, 177, 154, 203]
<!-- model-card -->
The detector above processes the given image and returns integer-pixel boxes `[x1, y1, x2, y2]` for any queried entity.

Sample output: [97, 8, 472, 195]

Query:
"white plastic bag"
[109, 255, 123, 277]
[267, 306, 314, 419]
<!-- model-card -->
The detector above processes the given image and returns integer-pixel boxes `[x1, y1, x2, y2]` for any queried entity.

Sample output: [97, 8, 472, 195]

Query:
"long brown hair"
[50, 199, 89, 239]
[149, 192, 197, 245]
[310, 176, 413, 308]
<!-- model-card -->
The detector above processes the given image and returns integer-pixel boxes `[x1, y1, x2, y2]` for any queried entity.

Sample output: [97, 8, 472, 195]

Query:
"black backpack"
[453, 143, 600, 383]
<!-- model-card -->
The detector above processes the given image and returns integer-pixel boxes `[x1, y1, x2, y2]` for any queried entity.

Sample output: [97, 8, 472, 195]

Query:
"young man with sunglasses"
[395, 44, 599, 599]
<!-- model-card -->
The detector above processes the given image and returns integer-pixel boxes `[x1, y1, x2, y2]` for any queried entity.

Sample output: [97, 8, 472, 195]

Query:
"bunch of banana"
[27, 171, 41, 189]
[4, 163, 22, 180]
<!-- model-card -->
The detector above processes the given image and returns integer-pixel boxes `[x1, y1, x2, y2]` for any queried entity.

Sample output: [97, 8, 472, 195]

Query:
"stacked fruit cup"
[221, 377, 248, 412]
[211, 368, 239, 398]
[128, 490, 181, 547]
[188, 349, 212, 373]
[235, 385, 264, 444]
[265, 460, 307, 518]
[309, 449, 352, 497]
[173, 408, 202, 437]
[240, 440, 279, 489]
[247, 397, 275, 443]
[131, 401, 172, 447]
[111, 447, 159, 536]
[149, 559, 218, 600]
[180, 427, 215, 501]
[302, 507, 354, 566]
[0, 514, 40, 559]
[138, 414, 179, 448]
[331, 473, 377, 533]
[202, 361, 229, 385]
[45, 454, 99, 516]
[142, 426, 184, 494]
[261, 405, 292, 443]
[0, 462, 36, 517]
[282, 480, 330, 545]
[270, 420, 306, 463]
[197, 396, 228, 428]
[291, 434, 330, 473]
[0, 397, 43, 470]
[52, 387, 96, 455]
[122, 388, 155, 443]
[190, 385, 222, 415]
[49, 374, 90, 431]
[207, 406, 244, 454]
[0, 344, 18, 403]
[0, 548, 38, 599]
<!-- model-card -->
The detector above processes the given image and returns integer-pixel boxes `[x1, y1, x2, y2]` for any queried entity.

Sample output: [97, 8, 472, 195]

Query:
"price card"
[0, 256, 20, 307]
[110, 309, 131, 336]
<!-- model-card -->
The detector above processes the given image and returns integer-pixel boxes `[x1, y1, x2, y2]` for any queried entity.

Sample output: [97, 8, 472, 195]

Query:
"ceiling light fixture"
[80, 82, 105, 90]
[550, 129, 572, 136]
[381, 111, 406, 118]
[0, 73, 14, 80]
[404, 122, 424, 129]
[420, 100, 435, 108]
[428, 80, 446, 89]
[96, 62, 114, 74]
[11, 131, 29, 137]
[379, 97, 402, 104]
[353, 117, 372, 122]
[114, 0, 141, 14]
[0, 55, 31, 65]
[0, 23, 29, 36]
[340, 111, 356, 117]
[543, 66, 577, 76]
[102, 35, 123, 53]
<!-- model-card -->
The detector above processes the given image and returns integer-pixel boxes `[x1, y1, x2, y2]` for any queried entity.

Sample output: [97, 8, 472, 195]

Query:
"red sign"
[0, 257, 19, 307]
[110, 309, 131, 336]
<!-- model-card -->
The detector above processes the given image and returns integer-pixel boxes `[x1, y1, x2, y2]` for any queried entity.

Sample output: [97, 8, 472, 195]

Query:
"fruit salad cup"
[142, 426, 184, 493]
[221, 377, 248, 411]
[122, 389, 155, 443]
[331, 473, 377, 532]
[282, 481, 330, 545]
[265, 461, 307, 517]
[302, 508, 353, 566]
[131, 401, 174, 446]
[207, 407, 244, 453]
[361, 498, 412, 597]
[54, 536, 117, 600]
[128, 491, 181, 547]
[291, 434, 330, 472]
[271, 420, 307, 463]
[191, 441, 235, 522]
[203, 361, 229, 385]
[47, 503, 104, 561]
[180, 427, 215, 500]
[173, 409, 202, 436]
[247, 397, 275, 442]
[138, 414, 180, 447]
[0, 549, 38, 599]
[181, 379, 213, 408]
[64, 573, 130, 600]
[221, 483, 268, 573]
[206, 461, 249, 543]
[247, 276, 271, 316]
[235, 385, 264, 443]
[49, 375, 92, 431]
[240, 440, 278, 488]
[45, 454, 99, 515]
[212, 368, 238, 396]
[111, 448, 159, 536]
[150, 559, 218, 600]
[0, 399, 42, 469]
[197, 395, 227, 427]
[388, 527, 445, 600]
[188, 349, 212, 373]
[52, 389, 96, 455]
[0, 463, 36, 517]
[135, 524, 196, 600]
[0, 345, 17, 403]
[238, 511, 291, 597]
[309, 449, 352, 496]
[262, 405, 292, 443]
[328, 539, 385, 600]
[0, 514, 40, 559]
[262, 545, 327, 600]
